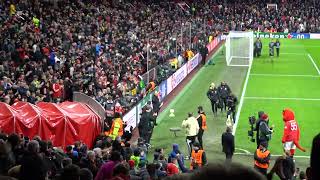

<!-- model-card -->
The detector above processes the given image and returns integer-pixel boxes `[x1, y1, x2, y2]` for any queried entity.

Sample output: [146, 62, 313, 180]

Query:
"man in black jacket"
[255, 111, 265, 148]
[152, 91, 161, 118]
[218, 81, 231, 112]
[221, 127, 235, 164]
[207, 83, 220, 116]
[258, 113, 274, 148]
[138, 107, 151, 143]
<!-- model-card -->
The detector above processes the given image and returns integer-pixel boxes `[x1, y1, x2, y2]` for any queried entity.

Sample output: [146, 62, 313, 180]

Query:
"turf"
[149, 39, 318, 176]
[236, 39, 320, 157]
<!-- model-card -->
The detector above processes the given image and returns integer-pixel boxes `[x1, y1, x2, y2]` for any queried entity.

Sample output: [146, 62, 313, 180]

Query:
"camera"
[248, 116, 256, 142]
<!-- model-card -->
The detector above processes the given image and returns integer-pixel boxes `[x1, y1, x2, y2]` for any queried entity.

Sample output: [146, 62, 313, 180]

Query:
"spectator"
[137, 160, 150, 180]
[267, 151, 295, 180]
[310, 133, 320, 180]
[111, 163, 130, 180]
[166, 157, 180, 176]
[79, 168, 93, 180]
[60, 164, 80, 180]
[19, 140, 47, 180]
[168, 163, 266, 180]
[95, 151, 121, 180]
[79, 151, 99, 178]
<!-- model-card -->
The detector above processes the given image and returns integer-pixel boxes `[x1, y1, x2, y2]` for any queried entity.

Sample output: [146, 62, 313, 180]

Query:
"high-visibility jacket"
[109, 118, 124, 140]
[149, 81, 156, 91]
[254, 149, 270, 169]
[200, 114, 207, 130]
[190, 150, 204, 170]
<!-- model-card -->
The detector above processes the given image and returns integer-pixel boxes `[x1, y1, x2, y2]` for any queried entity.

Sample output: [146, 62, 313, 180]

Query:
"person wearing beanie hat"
[258, 113, 274, 148]
[254, 141, 271, 176]
[128, 160, 135, 170]
[255, 111, 265, 148]
[166, 157, 179, 176]
[207, 82, 220, 116]
[190, 142, 207, 170]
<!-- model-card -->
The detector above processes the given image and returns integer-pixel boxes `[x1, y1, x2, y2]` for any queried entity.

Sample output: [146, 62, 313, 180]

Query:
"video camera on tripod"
[248, 116, 256, 142]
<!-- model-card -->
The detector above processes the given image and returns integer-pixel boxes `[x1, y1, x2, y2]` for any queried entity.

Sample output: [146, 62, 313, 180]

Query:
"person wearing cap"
[255, 111, 265, 148]
[218, 81, 231, 112]
[254, 141, 271, 176]
[190, 142, 207, 170]
[207, 82, 220, 116]
[197, 106, 207, 149]
[166, 157, 180, 176]
[182, 113, 199, 159]
[258, 113, 274, 148]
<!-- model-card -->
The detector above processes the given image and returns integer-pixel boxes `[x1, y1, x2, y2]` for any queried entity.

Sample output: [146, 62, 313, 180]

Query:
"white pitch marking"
[250, 73, 320, 78]
[234, 152, 310, 158]
[308, 54, 320, 75]
[232, 62, 252, 135]
[245, 97, 320, 101]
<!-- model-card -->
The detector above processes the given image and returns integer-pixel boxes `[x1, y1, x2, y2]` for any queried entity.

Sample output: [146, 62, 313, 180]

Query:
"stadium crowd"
[1, 0, 319, 113]
[1, 0, 320, 180]
[0, 129, 320, 180]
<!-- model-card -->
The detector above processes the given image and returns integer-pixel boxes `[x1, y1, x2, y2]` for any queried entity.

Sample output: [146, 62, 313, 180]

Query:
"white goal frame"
[225, 31, 254, 67]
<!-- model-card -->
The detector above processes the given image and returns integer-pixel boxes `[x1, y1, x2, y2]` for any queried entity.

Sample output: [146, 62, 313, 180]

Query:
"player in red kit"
[282, 108, 306, 157]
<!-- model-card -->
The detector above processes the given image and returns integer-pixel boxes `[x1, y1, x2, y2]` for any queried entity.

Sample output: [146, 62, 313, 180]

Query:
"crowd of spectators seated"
[0, 131, 319, 180]
[1, 0, 319, 117]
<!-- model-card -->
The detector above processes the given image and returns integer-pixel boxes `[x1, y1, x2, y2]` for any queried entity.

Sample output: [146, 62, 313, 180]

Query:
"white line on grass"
[307, 54, 320, 75]
[281, 53, 306, 56]
[245, 97, 320, 101]
[250, 73, 320, 78]
[232, 62, 252, 135]
[234, 152, 310, 158]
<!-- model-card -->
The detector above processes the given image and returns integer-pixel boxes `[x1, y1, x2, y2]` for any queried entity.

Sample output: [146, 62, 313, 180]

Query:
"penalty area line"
[307, 54, 320, 75]
[250, 73, 320, 78]
[234, 152, 310, 158]
[244, 97, 320, 101]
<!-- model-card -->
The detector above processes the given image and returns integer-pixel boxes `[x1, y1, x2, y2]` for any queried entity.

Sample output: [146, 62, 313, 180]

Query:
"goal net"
[225, 31, 254, 67]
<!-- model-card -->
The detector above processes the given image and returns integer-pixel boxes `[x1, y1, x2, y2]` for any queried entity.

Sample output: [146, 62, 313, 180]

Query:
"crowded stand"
[1, 0, 320, 180]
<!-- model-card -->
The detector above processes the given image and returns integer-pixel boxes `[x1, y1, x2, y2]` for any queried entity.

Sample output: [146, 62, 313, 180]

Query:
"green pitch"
[235, 39, 320, 157]
[150, 39, 319, 172]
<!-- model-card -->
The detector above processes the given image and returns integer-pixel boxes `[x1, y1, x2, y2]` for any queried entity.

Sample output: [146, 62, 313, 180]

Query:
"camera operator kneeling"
[258, 113, 274, 148]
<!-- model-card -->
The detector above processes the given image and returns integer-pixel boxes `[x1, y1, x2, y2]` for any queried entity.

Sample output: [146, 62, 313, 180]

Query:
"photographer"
[255, 111, 265, 148]
[258, 113, 274, 148]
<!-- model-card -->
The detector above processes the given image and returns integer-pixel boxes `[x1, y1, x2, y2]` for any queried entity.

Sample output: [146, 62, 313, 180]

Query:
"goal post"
[226, 31, 254, 67]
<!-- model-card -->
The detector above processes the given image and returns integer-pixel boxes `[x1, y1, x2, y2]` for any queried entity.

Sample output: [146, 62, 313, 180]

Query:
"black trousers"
[197, 129, 204, 149]
[225, 153, 233, 164]
[186, 136, 196, 157]
[276, 48, 280, 57]
[139, 130, 148, 142]
[211, 101, 218, 115]
[221, 98, 227, 111]
[146, 128, 154, 144]
[254, 166, 268, 176]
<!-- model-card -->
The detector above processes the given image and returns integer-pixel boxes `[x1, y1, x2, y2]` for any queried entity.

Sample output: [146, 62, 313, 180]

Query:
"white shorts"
[283, 141, 296, 151]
